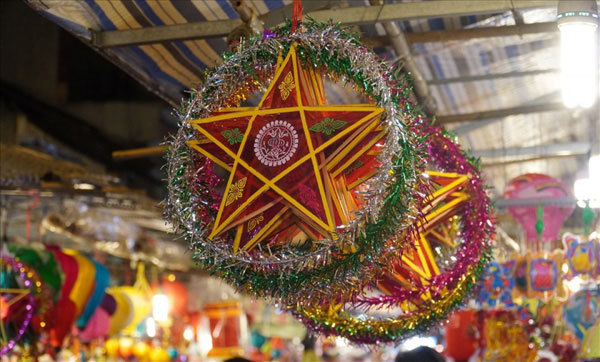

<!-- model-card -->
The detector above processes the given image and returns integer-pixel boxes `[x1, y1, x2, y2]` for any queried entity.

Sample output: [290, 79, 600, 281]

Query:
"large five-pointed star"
[187, 45, 385, 253]
[377, 171, 471, 296]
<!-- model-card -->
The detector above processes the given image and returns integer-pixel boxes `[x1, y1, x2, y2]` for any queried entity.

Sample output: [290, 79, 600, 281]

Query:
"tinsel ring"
[166, 20, 426, 302]
[292, 122, 494, 344]
[0, 256, 39, 355]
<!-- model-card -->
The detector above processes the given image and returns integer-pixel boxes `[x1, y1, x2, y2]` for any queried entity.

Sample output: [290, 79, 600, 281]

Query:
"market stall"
[1, 0, 599, 361]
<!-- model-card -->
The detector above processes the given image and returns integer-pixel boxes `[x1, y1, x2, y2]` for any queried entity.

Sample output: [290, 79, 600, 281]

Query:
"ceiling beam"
[471, 142, 591, 159]
[363, 22, 558, 48]
[451, 91, 561, 134]
[405, 21, 557, 43]
[428, 69, 559, 85]
[91, 19, 243, 48]
[436, 102, 565, 124]
[91, 1, 557, 48]
[481, 153, 579, 167]
[113, 145, 166, 160]
[494, 196, 577, 208]
[306, 1, 557, 25]
[369, 0, 437, 114]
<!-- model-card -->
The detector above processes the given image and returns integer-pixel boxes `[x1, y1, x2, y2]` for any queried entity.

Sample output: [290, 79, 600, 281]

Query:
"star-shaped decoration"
[0, 288, 30, 345]
[1, 262, 34, 350]
[188, 45, 386, 253]
[378, 171, 471, 295]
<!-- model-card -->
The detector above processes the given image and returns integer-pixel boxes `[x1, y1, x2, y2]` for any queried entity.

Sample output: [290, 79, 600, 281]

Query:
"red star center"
[188, 45, 385, 253]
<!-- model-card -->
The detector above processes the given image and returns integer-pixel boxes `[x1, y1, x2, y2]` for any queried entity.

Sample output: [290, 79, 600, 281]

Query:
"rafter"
[472, 142, 591, 159]
[436, 102, 565, 124]
[91, 1, 557, 48]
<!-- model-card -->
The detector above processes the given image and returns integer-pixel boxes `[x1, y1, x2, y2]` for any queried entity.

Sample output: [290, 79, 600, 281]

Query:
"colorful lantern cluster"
[1, 245, 197, 357]
[478, 233, 600, 308]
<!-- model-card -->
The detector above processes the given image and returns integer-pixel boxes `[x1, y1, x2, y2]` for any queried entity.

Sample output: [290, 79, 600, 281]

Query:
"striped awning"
[25, 0, 252, 103]
[24, 0, 579, 194]
[23, 0, 500, 106]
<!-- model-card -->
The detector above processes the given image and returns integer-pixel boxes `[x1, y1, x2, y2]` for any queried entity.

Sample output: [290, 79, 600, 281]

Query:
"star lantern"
[1, 257, 39, 355]
[291, 125, 495, 344]
[188, 45, 386, 253]
[378, 171, 470, 300]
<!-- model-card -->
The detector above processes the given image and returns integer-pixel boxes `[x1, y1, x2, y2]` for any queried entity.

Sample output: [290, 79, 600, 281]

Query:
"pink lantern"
[78, 308, 110, 342]
[505, 173, 574, 242]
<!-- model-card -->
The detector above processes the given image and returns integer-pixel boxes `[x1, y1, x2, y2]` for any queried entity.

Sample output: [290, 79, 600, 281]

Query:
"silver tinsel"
[165, 22, 425, 303]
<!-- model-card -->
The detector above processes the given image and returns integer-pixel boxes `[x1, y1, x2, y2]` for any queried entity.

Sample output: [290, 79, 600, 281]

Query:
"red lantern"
[161, 278, 188, 317]
[203, 301, 244, 358]
[445, 310, 479, 361]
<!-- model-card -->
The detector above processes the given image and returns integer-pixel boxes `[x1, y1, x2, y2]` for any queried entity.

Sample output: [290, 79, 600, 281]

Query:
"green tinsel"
[166, 19, 427, 304]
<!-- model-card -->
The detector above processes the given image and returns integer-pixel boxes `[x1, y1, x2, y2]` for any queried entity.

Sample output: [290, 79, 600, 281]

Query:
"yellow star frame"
[0, 261, 33, 348]
[187, 44, 385, 253]
[378, 171, 471, 296]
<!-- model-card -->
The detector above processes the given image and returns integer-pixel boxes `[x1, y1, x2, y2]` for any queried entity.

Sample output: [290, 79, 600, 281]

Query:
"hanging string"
[25, 190, 39, 243]
[535, 204, 544, 252]
[134, 262, 151, 295]
[291, 0, 303, 33]
[582, 201, 594, 238]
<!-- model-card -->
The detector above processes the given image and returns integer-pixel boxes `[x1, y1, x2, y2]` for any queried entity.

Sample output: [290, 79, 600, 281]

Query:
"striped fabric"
[26, 0, 293, 102]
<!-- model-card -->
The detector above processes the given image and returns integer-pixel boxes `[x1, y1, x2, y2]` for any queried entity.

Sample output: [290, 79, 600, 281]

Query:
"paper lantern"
[45, 246, 79, 347]
[78, 307, 110, 342]
[100, 292, 117, 316]
[105, 338, 120, 358]
[580, 320, 600, 359]
[133, 341, 151, 361]
[563, 288, 600, 339]
[118, 286, 151, 335]
[512, 253, 565, 299]
[149, 346, 170, 362]
[504, 173, 574, 242]
[530, 256, 559, 293]
[77, 257, 109, 328]
[62, 249, 95, 317]
[160, 278, 188, 317]
[204, 301, 244, 358]
[106, 288, 133, 336]
[119, 337, 134, 358]
[562, 232, 598, 279]
[478, 260, 515, 307]
[445, 310, 478, 361]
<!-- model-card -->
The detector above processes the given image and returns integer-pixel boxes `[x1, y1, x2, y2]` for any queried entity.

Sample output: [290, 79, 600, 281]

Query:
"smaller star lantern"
[378, 171, 470, 296]
[291, 125, 495, 344]
[188, 45, 386, 253]
[1, 257, 38, 355]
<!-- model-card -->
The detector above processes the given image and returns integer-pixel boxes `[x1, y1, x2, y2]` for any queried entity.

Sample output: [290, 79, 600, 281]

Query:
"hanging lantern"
[203, 301, 245, 358]
[78, 308, 110, 342]
[562, 232, 599, 279]
[504, 173, 574, 242]
[445, 310, 479, 361]
[563, 287, 600, 339]
[159, 276, 188, 317]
